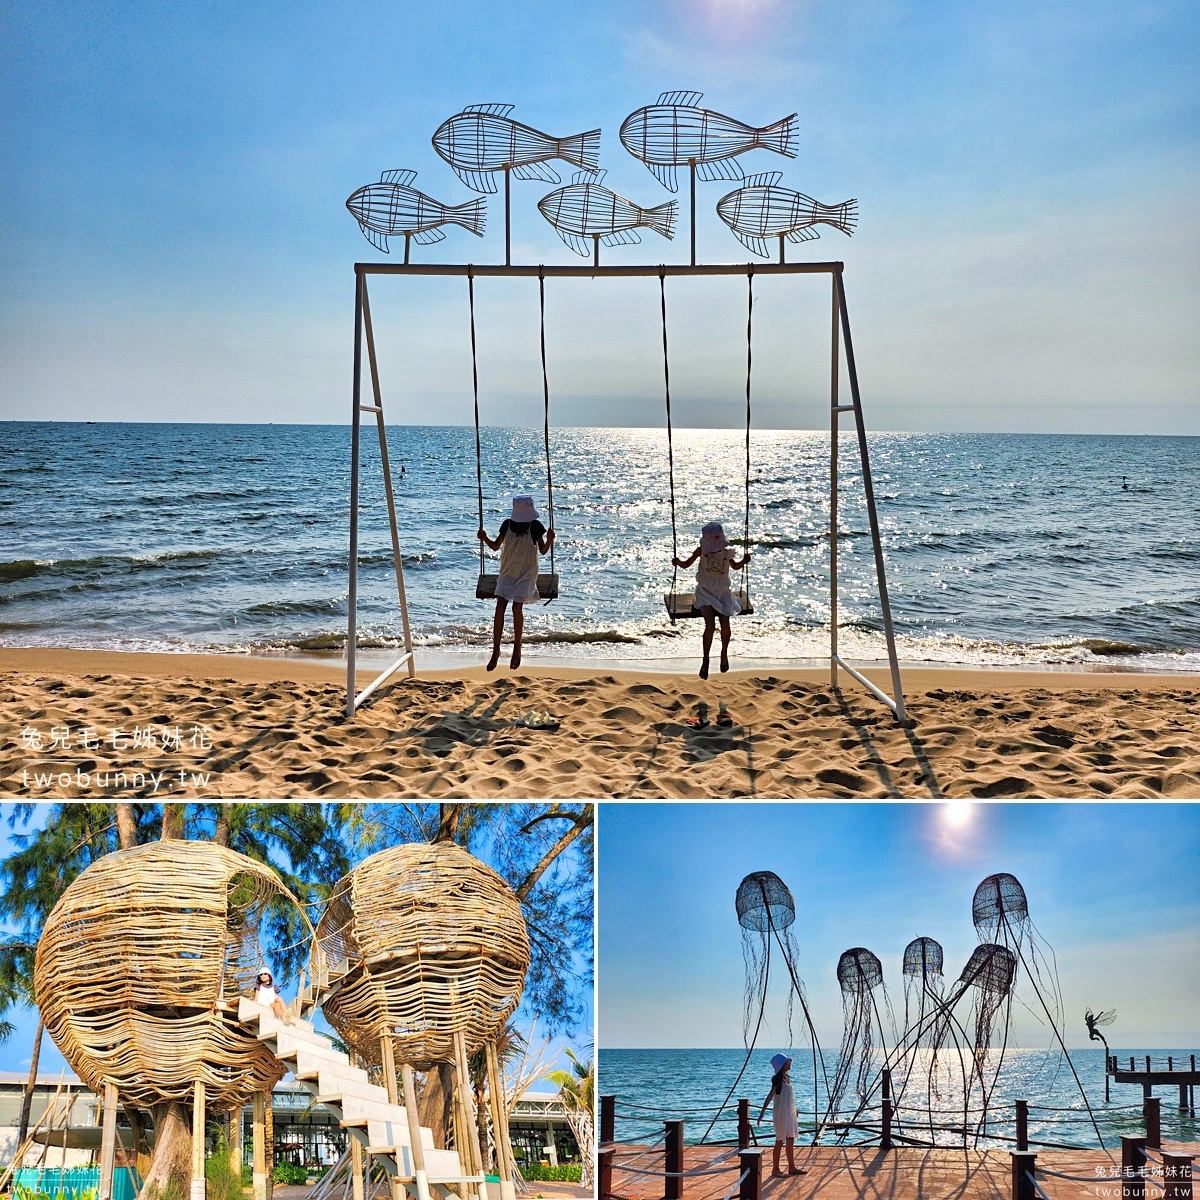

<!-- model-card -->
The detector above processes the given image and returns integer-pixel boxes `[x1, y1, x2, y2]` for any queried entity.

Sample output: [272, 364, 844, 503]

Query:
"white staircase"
[237, 998, 486, 1200]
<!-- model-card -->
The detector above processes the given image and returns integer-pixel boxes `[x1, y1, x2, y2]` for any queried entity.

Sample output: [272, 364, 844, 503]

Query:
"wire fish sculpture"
[717, 173, 858, 257]
[345, 169, 486, 255]
[619, 90, 798, 193]
[537, 170, 677, 256]
[432, 103, 601, 194]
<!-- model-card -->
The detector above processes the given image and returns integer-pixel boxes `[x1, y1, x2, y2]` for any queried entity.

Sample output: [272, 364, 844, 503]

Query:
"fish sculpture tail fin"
[556, 127, 602, 172]
[448, 196, 488, 237]
[754, 112, 799, 159]
[816, 197, 858, 236]
[642, 199, 678, 241]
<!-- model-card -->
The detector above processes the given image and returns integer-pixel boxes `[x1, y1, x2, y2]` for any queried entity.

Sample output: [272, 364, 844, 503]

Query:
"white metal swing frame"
[346, 260, 907, 725]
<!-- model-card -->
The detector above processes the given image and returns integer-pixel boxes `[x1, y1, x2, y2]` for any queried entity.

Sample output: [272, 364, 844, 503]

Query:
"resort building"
[0, 1072, 579, 1174]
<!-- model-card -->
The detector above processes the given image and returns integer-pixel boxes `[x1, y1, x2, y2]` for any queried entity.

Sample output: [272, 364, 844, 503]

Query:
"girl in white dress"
[478, 495, 555, 671]
[672, 521, 751, 679]
[758, 1054, 804, 1176]
[254, 970, 294, 1025]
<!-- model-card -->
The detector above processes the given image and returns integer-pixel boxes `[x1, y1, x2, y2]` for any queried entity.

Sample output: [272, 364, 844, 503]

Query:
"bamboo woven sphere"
[315, 842, 530, 1069]
[34, 840, 303, 1107]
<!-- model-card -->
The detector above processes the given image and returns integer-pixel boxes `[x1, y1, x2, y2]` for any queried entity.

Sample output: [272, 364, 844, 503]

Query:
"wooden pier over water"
[1109, 1056, 1199, 1112]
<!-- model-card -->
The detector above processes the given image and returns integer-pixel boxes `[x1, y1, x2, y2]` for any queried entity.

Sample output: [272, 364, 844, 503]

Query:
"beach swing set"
[345, 259, 908, 725]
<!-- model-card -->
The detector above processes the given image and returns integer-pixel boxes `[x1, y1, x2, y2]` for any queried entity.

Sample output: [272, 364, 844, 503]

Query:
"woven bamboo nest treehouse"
[34, 840, 308, 1107]
[314, 842, 530, 1069]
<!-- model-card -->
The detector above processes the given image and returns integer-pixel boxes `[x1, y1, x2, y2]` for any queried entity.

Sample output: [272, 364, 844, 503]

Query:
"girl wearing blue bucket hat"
[758, 1053, 804, 1176]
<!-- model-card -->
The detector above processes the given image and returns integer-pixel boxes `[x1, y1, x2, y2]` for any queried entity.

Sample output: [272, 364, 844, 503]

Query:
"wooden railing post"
[739, 1148, 764, 1200]
[1144, 1096, 1161, 1148]
[1122, 1136, 1147, 1200]
[664, 1121, 684, 1200]
[597, 1147, 614, 1200]
[1162, 1153, 1193, 1200]
[1015, 1100, 1028, 1152]
[1010, 1151, 1037, 1200]
[600, 1095, 615, 1145]
[738, 1099, 751, 1149]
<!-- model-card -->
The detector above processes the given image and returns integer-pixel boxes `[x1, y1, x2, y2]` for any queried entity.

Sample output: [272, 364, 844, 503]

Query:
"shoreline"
[3, 646, 1200, 690]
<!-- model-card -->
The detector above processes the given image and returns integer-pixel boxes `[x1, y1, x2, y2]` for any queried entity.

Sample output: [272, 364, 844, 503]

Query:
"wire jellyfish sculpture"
[823, 948, 894, 1138]
[957, 942, 1018, 1135]
[345, 169, 486, 261]
[432, 103, 601, 264]
[537, 170, 677, 264]
[896, 937, 946, 1111]
[972, 872, 1108, 1147]
[699, 871, 826, 1145]
[715, 173, 858, 261]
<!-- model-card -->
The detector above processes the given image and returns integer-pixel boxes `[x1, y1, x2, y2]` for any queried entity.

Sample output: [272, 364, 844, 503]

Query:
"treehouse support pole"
[253, 1092, 268, 1200]
[350, 1136, 365, 1200]
[191, 1081, 206, 1200]
[485, 1040, 517, 1200]
[98, 1082, 119, 1200]
[829, 270, 840, 688]
[453, 1029, 488, 1200]
[401, 1063, 432, 1200]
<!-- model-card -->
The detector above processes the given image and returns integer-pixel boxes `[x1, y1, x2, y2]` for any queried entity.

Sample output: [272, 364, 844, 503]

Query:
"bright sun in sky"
[943, 801, 975, 828]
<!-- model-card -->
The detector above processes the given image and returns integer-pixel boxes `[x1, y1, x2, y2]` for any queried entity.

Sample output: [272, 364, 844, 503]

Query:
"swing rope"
[469, 267, 484, 576]
[660, 269, 679, 624]
[539, 268, 556, 583]
[743, 265, 753, 601]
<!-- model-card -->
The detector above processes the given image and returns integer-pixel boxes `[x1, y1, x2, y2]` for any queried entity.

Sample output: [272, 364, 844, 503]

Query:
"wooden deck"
[606, 1142, 1200, 1200]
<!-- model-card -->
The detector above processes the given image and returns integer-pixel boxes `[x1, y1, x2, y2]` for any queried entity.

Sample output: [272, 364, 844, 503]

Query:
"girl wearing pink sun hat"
[672, 521, 751, 679]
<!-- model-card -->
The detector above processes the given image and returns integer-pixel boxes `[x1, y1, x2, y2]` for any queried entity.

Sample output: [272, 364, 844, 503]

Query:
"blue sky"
[599, 802, 1200, 1048]
[0, 806, 589, 1091]
[1, 0, 1197, 431]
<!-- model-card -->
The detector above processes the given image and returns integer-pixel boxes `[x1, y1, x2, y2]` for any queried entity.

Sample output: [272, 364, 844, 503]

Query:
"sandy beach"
[2, 649, 1198, 797]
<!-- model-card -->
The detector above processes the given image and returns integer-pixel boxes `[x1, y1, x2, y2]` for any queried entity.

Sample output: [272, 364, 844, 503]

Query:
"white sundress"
[772, 1075, 798, 1141]
[693, 547, 741, 617]
[494, 522, 542, 604]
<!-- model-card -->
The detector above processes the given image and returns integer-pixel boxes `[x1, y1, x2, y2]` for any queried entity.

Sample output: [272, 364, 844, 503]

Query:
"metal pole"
[404, 233, 411, 266]
[830, 272, 839, 688]
[504, 166, 511, 267]
[779, 234, 785, 265]
[593, 235, 600, 268]
[347, 270, 363, 717]
[881, 1068, 893, 1151]
[689, 159, 697, 266]
[836, 268, 907, 724]
[361, 282, 416, 679]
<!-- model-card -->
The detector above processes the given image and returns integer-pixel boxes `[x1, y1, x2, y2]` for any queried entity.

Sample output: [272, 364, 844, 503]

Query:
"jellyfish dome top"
[959, 943, 1017, 995]
[33, 840, 306, 1107]
[971, 873, 1028, 938]
[837, 947, 883, 991]
[903, 937, 944, 978]
[735, 871, 795, 932]
[314, 841, 530, 1070]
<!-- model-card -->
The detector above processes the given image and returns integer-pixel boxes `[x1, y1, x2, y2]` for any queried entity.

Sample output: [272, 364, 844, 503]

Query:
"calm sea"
[2, 423, 1198, 670]
[599, 1047, 1199, 1150]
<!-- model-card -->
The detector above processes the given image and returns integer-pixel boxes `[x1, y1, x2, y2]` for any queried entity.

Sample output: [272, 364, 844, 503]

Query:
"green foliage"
[144, 1177, 186, 1200]
[205, 1128, 246, 1200]
[520, 1164, 582, 1183]
[272, 1162, 309, 1185]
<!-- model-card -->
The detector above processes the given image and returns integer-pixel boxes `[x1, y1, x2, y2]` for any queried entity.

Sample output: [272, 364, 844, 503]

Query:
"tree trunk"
[417, 1064, 455, 1148]
[139, 1101, 192, 1200]
[17, 1017, 44, 1152]
[116, 804, 138, 850]
[161, 806, 186, 841]
[214, 807, 231, 848]
[434, 806, 462, 844]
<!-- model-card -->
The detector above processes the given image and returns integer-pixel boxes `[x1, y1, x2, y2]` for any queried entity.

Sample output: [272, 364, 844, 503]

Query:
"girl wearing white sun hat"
[672, 521, 751, 679]
[758, 1053, 804, 1177]
[478, 494, 555, 671]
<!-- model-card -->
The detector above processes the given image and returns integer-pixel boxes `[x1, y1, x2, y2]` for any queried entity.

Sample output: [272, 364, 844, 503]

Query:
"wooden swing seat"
[665, 590, 753, 619]
[477, 573, 560, 601]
